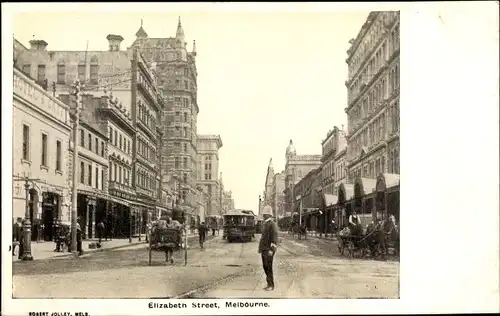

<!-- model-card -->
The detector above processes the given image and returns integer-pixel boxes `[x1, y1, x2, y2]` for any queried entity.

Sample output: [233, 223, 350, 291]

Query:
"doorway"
[42, 192, 59, 241]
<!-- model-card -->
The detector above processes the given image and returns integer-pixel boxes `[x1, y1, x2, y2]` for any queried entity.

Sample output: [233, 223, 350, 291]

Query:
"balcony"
[108, 181, 136, 199]
[136, 186, 156, 199]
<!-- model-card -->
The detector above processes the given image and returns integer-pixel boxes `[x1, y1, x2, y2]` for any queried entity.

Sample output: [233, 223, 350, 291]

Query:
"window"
[96, 167, 99, 189]
[174, 157, 179, 169]
[95, 139, 99, 154]
[114, 163, 117, 181]
[41, 133, 48, 167]
[119, 135, 122, 150]
[101, 170, 105, 190]
[88, 133, 92, 151]
[22, 64, 31, 76]
[22, 124, 30, 160]
[184, 112, 188, 122]
[37, 65, 46, 83]
[119, 167, 122, 184]
[101, 141, 105, 156]
[128, 140, 131, 154]
[175, 80, 180, 86]
[174, 142, 180, 151]
[183, 157, 188, 168]
[114, 131, 117, 146]
[78, 64, 85, 82]
[56, 140, 62, 171]
[90, 64, 98, 85]
[109, 127, 113, 143]
[183, 143, 188, 153]
[184, 80, 188, 89]
[183, 173, 188, 183]
[80, 162, 85, 184]
[57, 64, 65, 84]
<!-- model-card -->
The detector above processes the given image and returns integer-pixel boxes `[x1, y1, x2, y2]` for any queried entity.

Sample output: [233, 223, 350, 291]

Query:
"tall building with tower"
[129, 18, 199, 216]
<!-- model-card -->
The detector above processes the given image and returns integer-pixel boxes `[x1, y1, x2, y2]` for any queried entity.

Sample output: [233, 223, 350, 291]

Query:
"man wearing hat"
[258, 205, 278, 291]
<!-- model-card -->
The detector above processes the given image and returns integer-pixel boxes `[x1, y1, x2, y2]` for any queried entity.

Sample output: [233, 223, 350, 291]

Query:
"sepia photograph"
[3, 2, 498, 315]
[10, 8, 400, 300]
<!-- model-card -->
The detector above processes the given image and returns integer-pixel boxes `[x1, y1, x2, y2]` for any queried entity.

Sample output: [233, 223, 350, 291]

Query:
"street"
[13, 234, 399, 299]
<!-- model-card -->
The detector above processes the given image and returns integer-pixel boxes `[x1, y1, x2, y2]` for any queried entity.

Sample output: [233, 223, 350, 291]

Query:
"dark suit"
[258, 218, 278, 288]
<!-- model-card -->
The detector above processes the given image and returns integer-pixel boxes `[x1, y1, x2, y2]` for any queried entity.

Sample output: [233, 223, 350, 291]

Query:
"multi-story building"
[282, 140, 322, 218]
[292, 168, 322, 230]
[345, 11, 399, 181]
[59, 93, 109, 240]
[321, 126, 348, 196]
[130, 18, 200, 216]
[270, 172, 286, 219]
[13, 68, 72, 241]
[196, 135, 223, 216]
[131, 50, 164, 234]
[94, 92, 136, 237]
[343, 11, 400, 224]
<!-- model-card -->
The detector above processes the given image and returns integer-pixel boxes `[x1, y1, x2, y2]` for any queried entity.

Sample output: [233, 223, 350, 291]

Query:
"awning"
[107, 195, 130, 207]
[354, 177, 377, 196]
[323, 194, 338, 207]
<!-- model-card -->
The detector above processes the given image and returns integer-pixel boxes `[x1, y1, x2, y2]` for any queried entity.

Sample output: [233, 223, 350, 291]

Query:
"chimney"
[29, 39, 48, 51]
[106, 34, 124, 52]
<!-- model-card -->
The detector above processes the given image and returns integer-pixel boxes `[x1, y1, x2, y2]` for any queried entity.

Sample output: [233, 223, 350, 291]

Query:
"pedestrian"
[198, 221, 207, 249]
[76, 222, 83, 256]
[12, 218, 23, 257]
[97, 220, 105, 245]
[258, 205, 278, 291]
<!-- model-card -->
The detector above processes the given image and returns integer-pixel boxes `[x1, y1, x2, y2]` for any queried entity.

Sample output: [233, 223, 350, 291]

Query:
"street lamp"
[22, 181, 34, 260]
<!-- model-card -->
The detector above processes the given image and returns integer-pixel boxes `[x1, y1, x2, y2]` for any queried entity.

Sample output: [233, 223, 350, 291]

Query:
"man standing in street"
[258, 205, 278, 291]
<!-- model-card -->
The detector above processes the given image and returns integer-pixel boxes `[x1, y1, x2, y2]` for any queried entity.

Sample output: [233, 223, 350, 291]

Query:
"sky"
[13, 8, 369, 212]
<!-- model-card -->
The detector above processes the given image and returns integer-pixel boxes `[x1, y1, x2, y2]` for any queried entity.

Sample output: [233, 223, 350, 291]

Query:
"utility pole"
[70, 79, 83, 255]
[13, 174, 40, 260]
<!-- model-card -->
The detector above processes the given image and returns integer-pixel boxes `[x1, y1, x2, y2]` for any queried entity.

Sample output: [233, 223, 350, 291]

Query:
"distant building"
[292, 168, 322, 230]
[271, 172, 285, 219]
[282, 140, 322, 218]
[196, 135, 223, 216]
[12, 68, 72, 241]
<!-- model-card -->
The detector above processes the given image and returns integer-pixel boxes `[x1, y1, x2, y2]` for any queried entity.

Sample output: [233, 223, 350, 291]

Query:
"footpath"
[12, 232, 200, 261]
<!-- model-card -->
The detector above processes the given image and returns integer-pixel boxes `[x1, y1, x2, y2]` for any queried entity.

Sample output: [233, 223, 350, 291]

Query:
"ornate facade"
[345, 11, 400, 182]
[13, 68, 72, 241]
[282, 140, 322, 217]
[129, 18, 199, 215]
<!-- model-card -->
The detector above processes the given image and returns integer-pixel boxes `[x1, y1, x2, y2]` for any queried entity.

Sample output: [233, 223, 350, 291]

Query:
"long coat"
[258, 219, 278, 253]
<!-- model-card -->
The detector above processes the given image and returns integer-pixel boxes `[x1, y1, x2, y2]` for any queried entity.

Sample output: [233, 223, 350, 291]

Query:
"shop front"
[322, 193, 338, 236]
[353, 177, 377, 227]
[375, 173, 400, 223]
[337, 183, 354, 228]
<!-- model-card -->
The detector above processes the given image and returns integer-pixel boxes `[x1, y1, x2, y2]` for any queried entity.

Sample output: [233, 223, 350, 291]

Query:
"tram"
[222, 210, 256, 242]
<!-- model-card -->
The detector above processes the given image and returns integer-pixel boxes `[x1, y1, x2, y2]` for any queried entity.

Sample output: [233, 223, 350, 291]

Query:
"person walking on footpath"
[198, 221, 207, 249]
[12, 217, 23, 257]
[97, 220, 105, 245]
[258, 205, 278, 291]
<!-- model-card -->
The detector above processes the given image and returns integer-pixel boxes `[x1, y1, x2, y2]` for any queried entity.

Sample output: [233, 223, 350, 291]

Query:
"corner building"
[343, 11, 400, 225]
[129, 18, 199, 216]
[344, 11, 400, 181]
[12, 68, 72, 241]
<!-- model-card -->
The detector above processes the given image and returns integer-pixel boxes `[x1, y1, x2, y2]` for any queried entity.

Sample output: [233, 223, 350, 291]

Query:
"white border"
[2, 2, 499, 315]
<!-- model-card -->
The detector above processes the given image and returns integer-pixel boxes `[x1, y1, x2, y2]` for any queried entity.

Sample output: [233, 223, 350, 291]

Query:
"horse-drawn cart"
[148, 226, 182, 265]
